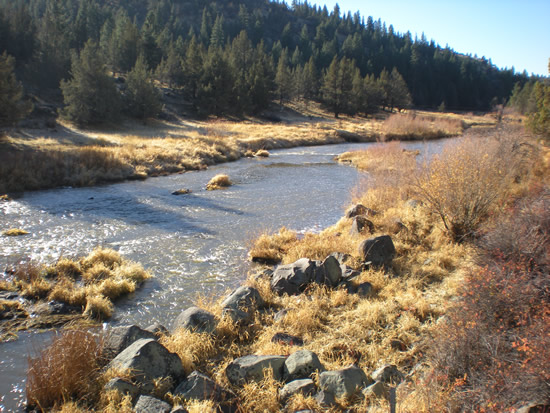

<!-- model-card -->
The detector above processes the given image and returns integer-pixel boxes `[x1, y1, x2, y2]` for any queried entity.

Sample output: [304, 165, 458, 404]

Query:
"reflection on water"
[0, 139, 449, 410]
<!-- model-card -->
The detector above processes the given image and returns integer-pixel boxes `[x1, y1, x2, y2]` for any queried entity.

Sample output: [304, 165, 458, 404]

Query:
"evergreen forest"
[0, 0, 543, 125]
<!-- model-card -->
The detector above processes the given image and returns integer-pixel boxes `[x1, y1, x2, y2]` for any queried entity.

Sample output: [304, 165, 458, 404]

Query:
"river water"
[0, 140, 446, 410]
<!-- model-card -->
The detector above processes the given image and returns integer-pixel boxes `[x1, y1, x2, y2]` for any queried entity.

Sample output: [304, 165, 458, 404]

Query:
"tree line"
[0, 0, 536, 126]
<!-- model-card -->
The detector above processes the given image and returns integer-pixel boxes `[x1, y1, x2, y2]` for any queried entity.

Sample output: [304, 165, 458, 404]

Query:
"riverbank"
[23, 122, 547, 412]
[0, 102, 495, 194]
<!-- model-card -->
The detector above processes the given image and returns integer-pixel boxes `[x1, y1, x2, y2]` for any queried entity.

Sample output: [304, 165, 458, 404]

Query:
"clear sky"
[319, 0, 550, 76]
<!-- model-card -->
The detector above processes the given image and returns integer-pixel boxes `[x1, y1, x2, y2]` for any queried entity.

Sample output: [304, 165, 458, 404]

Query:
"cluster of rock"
[102, 323, 405, 412]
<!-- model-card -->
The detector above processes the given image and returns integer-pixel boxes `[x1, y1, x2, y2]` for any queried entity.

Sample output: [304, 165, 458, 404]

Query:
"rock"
[313, 256, 342, 287]
[145, 323, 169, 337]
[134, 395, 171, 413]
[108, 338, 185, 393]
[345, 204, 368, 218]
[284, 350, 325, 382]
[345, 204, 378, 219]
[338, 279, 357, 294]
[356, 282, 374, 298]
[350, 216, 375, 235]
[173, 307, 217, 334]
[221, 286, 264, 323]
[315, 390, 336, 406]
[103, 325, 157, 361]
[271, 258, 315, 295]
[390, 339, 407, 351]
[172, 189, 191, 195]
[279, 379, 316, 403]
[319, 365, 372, 399]
[516, 403, 550, 413]
[226, 355, 286, 385]
[390, 218, 408, 234]
[271, 332, 304, 346]
[103, 378, 140, 401]
[253, 268, 273, 281]
[170, 407, 188, 413]
[173, 371, 233, 402]
[371, 364, 404, 384]
[362, 381, 388, 399]
[358, 235, 396, 267]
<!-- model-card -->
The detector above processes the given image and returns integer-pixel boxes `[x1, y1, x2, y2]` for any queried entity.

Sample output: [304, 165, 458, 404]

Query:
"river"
[0, 139, 446, 410]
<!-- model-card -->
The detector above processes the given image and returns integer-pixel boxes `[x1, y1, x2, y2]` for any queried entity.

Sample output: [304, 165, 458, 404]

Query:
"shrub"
[413, 134, 520, 241]
[26, 330, 103, 410]
[206, 174, 232, 190]
[383, 113, 463, 140]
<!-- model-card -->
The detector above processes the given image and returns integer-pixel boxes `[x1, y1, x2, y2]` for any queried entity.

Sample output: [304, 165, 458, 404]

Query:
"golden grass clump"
[83, 295, 114, 320]
[159, 328, 217, 375]
[55, 258, 82, 279]
[237, 372, 282, 412]
[254, 149, 270, 157]
[26, 329, 103, 410]
[113, 262, 152, 283]
[81, 247, 122, 270]
[248, 227, 299, 264]
[206, 174, 232, 190]
[3, 228, 29, 236]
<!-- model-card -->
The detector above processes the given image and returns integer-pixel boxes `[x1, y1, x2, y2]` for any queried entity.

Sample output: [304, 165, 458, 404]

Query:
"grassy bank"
[0, 103, 497, 193]
[23, 121, 547, 412]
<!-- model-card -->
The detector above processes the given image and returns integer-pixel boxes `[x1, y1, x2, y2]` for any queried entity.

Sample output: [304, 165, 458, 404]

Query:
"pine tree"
[209, 15, 225, 49]
[0, 52, 32, 126]
[60, 40, 120, 126]
[300, 56, 318, 101]
[229, 30, 254, 114]
[275, 49, 293, 104]
[125, 55, 163, 120]
[182, 35, 204, 103]
[388, 68, 412, 111]
[155, 44, 183, 87]
[197, 47, 233, 116]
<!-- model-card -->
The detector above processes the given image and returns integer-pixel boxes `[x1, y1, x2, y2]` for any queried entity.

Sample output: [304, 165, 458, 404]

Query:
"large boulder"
[279, 379, 316, 404]
[284, 350, 325, 382]
[134, 395, 171, 413]
[103, 325, 156, 361]
[362, 381, 388, 399]
[358, 235, 396, 267]
[318, 365, 372, 399]
[172, 307, 217, 334]
[173, 371, 233, 402]
[108, 338, 185, 393]
[271, 258, 316, 295]
[226, 355, 286, 385]
[221, 286, 264, 323]
[313, 256, 342, 287]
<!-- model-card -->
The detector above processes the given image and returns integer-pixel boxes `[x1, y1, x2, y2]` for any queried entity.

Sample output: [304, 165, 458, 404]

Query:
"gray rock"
[108, 338, 185, 393]
[358, 235, 396, 267]
[371, 364, 404, 384]
[103, 377, 140, 401]
[356, 282, 374, 298]
[221, 286, 264, 323]
[103, 325, 156, 361]
[345, 204, 368, 218]
[390, 218, 408, 234]
[313, 256, 342, 287]
[350, 216, 375, 235]
[271, 332, 304, 346]
[173, 306, 217, 334]
[315, 390, 336, 406]
[173, 371, 232, 402]
[226, 354, 286, 385]
[341, 265, 361, 281]
[170, 407, 188, 413]
[328, 252, 351, 264]
[279, 379, 316, 403]
[319, 365, 372, 398]
[271, 258, 315, 295]
[134, 395, 171, 413]
[516, 403, 550, 413]
[339, 279, 357, 294]
[362, 381, 388, 399]
[284, 350, 325, 381]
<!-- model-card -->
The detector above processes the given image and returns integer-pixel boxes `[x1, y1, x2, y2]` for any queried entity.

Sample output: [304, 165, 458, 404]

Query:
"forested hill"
[0, 0, 530, 124]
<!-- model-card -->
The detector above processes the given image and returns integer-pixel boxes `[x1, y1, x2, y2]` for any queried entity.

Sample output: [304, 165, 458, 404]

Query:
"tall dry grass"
[383, 113, 464, 140]
[26, 329, 104, 410]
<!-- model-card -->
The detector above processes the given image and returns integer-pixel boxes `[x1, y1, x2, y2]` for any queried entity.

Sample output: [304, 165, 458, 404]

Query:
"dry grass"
[254, 149, 270, 157]
[2, 228, 29, 236]
[26, 329, 104, 410]
[248, 227, 298, 264]
[206, 174, 232, 190]
[4, 247, 152, 326]
[383, 112, 464, 140]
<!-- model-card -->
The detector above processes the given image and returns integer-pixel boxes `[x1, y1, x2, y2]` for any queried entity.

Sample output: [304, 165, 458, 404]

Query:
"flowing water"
[0, 139, 448, 410]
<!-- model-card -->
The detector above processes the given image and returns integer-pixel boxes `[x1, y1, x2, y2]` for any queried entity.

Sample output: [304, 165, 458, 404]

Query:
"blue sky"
[320, 0, 550, 76]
